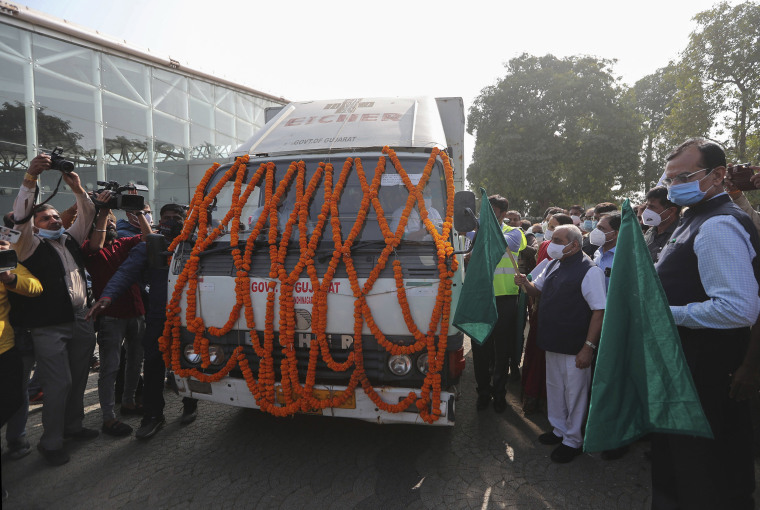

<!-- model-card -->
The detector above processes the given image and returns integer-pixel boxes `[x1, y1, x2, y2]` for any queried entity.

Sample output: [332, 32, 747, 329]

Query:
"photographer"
[117, 204, 153, 239]
[84, 205, 151, 437]
[0, 239, 42, 495]
[725, 165, 760, 235]
[9, 153, 102, 466]
[86, 204, 198, 440]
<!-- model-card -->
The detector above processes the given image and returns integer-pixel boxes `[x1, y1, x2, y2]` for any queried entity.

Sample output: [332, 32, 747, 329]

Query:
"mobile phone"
[0, 226, 21, 244]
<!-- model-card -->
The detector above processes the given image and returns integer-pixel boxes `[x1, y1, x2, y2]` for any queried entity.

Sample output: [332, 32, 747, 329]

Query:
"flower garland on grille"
[159, 146, 458, 423]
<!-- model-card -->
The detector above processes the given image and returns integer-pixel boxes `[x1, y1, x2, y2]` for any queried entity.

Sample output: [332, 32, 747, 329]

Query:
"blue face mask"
[37, 227, 65, 240]
[582, 219, 593, 232]
[667, 174, 712, 206]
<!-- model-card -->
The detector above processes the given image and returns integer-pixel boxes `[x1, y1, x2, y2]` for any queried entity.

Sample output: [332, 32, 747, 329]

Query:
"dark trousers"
[651, 327, 754, 510]
[472, 294, 518, 398]
[142, 319, 166, 419]
[0, 346, 23, 426]
[142, 318, 197, 420]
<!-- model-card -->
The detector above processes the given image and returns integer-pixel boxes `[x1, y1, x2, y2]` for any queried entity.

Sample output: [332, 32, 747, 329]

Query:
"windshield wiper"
[315, 240, 388, 263]
[197, 240, 268, 257]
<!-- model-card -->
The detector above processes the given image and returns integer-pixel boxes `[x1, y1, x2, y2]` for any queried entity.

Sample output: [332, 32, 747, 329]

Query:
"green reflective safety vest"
[493, 224, 526, 296]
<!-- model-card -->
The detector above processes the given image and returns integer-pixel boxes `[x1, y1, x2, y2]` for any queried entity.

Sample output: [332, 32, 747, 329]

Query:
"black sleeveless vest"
[537, 250, 596, 355]
[655, 194, 760, 306]
[9, 233, 87, 328]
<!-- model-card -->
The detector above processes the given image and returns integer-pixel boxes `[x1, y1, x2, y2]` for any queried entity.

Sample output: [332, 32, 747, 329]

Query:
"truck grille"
[176, 328, 463, 388]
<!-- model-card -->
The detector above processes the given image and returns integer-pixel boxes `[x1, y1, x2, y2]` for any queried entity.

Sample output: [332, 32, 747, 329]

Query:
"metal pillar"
[92, 52, 105, 183]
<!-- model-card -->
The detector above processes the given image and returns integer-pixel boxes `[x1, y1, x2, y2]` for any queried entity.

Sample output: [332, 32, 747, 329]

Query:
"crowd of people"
[474, 138, 759, 508]
[0, 153, 197, 500]
[1, 137, 759, 508]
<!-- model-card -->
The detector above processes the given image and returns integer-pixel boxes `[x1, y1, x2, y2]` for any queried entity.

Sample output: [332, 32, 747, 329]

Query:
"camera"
[727, 163, 757, 192]
[0, 249, 18, 272]
[89, 181, 147, 211]
[47, 147, 75, 173]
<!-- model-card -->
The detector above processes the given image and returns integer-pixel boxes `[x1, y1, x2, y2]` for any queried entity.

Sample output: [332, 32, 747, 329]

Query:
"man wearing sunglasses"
[652, 138, 760, 510]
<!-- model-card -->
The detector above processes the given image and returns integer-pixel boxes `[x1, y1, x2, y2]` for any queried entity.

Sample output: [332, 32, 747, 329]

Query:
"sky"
[20, 0, 726, 167]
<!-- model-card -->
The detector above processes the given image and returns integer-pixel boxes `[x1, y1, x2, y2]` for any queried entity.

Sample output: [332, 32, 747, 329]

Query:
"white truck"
[163, 97, 471, 425]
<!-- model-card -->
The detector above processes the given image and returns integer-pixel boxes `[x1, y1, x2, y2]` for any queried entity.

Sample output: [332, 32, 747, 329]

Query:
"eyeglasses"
[662, 167, 712, 187]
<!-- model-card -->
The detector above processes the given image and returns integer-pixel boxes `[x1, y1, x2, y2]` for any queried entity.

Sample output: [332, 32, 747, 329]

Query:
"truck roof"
[232, 97, 460, 158]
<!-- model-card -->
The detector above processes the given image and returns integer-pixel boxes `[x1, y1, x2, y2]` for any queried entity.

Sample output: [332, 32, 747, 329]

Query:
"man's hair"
[3, 212, 15, 229]
[594, 202, 618, 215]
[543, 206, 565, 219]
[488, 195, 509, 213]
[32, 203, 57, 220]
[160, 203, 186, 219]
[520, 219, 532, 231]
[666, 138, 726, 170]
[568, 205, 584, 215]
[505, 210, 521, 218]
[604, 211, 622, 231]
[646, 186, 682, 214]
[555, 224, 582, 246]
[552, 213, 574, 226]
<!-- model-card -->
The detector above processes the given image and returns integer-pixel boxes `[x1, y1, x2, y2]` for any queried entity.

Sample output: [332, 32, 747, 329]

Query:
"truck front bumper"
[174, 375, 455, 426]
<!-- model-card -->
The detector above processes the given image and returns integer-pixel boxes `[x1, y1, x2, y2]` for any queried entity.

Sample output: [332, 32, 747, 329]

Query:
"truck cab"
[165, 97, 467, 425]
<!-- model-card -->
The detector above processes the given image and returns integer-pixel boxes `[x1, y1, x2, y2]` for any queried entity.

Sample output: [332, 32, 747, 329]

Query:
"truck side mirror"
[146, 233, 169, 269]
[453, 190, 477, 233]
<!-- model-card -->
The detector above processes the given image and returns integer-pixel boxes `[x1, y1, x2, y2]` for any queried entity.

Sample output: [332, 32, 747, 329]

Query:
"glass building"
[0, 4, 285, 216]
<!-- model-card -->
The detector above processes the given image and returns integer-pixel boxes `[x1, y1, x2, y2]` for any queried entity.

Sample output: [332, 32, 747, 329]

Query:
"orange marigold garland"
[160, 146, 458, 422]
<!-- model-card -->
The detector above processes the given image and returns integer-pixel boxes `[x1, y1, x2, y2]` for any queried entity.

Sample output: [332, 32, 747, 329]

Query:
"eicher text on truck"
[157, 97, 471, 425]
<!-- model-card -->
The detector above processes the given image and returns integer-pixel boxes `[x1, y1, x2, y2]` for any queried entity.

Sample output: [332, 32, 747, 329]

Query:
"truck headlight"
[388, 354, 412, 376]
[416, 353, 429, 374]
[183, 344, 201, 364]
[209, 344, 226, 366]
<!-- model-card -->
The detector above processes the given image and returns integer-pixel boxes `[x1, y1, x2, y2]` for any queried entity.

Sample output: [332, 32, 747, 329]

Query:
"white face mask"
[589, 227, 609, 246]
[546, 241, 569, 260]
[642, 208, 670, 227]
[144, 212, 153, 225]
[544, 229, 554, 241]
[570, 215, 581, 225]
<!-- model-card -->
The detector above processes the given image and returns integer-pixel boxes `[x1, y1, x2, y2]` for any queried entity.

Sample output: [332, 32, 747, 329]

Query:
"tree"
[685, 1, 760, 160]
[0, 101, 86, 171]
[630, 66, 679, 189]
[631, 63, 716, 189]
[467, 54, 643, 215]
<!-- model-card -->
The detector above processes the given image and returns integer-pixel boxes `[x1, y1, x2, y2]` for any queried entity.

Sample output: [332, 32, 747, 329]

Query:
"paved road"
[3, 343, 759, 509]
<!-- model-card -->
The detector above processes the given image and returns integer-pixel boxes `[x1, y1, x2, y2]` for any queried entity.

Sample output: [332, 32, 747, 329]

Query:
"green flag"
[584, 199, 713, 452]
[453, 188, 507, 345]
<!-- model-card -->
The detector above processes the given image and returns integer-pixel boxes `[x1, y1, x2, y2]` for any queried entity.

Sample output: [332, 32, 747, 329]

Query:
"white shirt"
[532, 255, 607, 310]
[390, 205, 443, 239]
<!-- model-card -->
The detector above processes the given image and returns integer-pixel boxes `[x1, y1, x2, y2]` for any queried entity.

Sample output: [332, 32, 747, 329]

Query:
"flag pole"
[505, 249, 525, 290]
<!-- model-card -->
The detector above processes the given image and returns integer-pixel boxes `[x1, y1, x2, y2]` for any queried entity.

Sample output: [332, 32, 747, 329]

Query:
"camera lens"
[59, 160, 75, 173]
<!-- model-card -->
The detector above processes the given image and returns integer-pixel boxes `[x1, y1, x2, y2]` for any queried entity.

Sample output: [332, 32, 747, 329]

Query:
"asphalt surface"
[2, 339, 759, 509]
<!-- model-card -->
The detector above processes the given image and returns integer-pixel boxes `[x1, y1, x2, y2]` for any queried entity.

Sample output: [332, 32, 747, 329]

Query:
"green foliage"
[630, 65, 679, 189]
[0, 101, 84, 171]
[631, 63, 718, 190]
[467, 54, 643, 215]
[685, 0, 760, 160]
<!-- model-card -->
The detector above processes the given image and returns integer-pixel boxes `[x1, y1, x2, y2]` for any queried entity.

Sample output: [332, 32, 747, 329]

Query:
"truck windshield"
[209, 153, 448, 243]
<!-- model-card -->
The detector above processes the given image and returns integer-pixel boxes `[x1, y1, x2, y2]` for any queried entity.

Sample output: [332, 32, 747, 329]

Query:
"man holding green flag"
[514, 224, 606, 463]
[651, 139, 760, 510]
[583, 199, 712, 454]
[453, 190, 525, 413]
